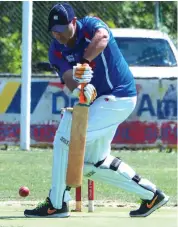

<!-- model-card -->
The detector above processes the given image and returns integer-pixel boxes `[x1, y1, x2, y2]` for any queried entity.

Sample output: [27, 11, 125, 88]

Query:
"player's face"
[52, 18, 77, 45]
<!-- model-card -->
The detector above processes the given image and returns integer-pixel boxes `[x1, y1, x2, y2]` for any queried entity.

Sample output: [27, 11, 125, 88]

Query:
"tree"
[0, 1, 177, 74]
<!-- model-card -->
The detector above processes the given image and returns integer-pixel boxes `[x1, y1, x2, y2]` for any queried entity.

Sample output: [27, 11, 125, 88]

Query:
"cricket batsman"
[24, 3, 169, 218]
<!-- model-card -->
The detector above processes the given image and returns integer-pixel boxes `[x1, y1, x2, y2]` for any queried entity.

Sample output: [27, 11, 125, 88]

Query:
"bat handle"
[79, 83, 87, 104]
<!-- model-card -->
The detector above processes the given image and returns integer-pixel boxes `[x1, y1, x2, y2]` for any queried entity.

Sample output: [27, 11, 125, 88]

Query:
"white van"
[111, 28, 178, 78]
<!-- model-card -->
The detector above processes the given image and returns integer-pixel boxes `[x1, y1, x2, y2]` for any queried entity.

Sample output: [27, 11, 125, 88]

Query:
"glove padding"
[72, 84, 97, 104]
[73, 63, 93, 83]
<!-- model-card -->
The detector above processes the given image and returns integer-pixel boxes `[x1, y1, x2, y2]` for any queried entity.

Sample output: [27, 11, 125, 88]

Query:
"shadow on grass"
[0, 215, 128, 219]
[0, 216, 27, 219]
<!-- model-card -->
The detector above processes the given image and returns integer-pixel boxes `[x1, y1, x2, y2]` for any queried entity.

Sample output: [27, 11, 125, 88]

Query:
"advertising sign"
[0, 77, 177, 148]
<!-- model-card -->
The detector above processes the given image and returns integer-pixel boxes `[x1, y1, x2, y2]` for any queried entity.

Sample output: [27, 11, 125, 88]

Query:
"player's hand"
[73, 63, 93, 84]
[72, 84, 97, 104]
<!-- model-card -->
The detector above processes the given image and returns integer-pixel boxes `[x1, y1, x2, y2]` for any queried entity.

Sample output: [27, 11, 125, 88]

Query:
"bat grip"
[79, 83, 86, 104]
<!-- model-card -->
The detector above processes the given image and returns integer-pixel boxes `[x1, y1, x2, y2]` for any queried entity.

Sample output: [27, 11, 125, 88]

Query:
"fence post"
[154, 1, 160, 30]
[20, 1, 33, 150]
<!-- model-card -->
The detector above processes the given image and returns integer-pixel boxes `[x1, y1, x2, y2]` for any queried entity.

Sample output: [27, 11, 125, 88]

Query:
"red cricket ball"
[19, 186, 30, 197]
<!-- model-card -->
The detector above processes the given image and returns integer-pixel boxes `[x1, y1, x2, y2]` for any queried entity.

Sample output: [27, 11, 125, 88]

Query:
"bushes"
[0, 1, 176, 74]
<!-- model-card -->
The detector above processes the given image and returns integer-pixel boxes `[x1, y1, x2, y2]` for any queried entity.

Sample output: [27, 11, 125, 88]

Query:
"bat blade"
[66, 104, 89, 188]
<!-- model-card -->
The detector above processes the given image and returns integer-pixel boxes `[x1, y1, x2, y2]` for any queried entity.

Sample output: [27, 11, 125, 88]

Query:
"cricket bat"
[66, 84, 89, 188]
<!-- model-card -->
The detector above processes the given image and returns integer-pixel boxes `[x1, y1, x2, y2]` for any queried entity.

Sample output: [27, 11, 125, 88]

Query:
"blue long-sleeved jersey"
[49, 16, 137, 98]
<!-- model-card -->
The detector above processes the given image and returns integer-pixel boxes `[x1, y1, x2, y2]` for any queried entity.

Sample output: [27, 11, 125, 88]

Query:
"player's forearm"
[62, 69, 78, 92]
[83, 28, 109, 62]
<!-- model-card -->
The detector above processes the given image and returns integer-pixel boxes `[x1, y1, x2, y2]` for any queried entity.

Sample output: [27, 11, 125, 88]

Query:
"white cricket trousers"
[50, 95, 156, 209]
[84, 95, 137, 163]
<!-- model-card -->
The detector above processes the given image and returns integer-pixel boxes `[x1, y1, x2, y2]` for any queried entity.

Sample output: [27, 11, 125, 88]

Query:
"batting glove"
[73, 63, 93, 84]
[72, 84, 97, 104]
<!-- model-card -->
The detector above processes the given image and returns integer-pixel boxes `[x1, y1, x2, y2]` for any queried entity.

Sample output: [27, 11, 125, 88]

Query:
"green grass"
[0, 147, 177, 207]
[0, 207, 177, 227]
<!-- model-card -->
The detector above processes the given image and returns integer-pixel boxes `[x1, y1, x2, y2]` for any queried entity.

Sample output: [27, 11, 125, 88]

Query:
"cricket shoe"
[24, 197, 70, 218]
[129, 189, 169, 217]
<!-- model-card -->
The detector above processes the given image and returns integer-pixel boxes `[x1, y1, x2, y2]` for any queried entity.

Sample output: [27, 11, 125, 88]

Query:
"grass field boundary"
[0, 200, 177, 209]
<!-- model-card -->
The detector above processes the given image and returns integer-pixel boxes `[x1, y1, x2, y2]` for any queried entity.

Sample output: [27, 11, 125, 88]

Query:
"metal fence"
[0, 1, 177, 74]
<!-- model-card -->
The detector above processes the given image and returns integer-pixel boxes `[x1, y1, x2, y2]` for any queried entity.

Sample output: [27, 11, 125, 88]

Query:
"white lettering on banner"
[0, 77, 177, 147]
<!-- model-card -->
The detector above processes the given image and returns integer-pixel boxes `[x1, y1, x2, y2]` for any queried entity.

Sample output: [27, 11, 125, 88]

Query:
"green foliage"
[0, 1, 177, 74]
[0, 32, 22, 74]
[106, 20, 116, 28]
[159, 1, 177, 45]
[32, 40, 48, 63]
